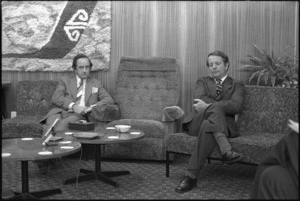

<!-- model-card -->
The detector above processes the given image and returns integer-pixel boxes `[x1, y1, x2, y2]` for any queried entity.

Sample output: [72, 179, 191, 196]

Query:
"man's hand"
[73, 105, 86, 114]
[83, 104, 97, 114]
[83, 107, 92, 114]
[193, 99, 211, 112]
[288, 119, 299, 133]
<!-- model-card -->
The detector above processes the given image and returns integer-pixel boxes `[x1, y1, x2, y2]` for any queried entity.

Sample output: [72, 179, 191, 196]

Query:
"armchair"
[2, 80, 58, 138]
[104, 56, 181, 160]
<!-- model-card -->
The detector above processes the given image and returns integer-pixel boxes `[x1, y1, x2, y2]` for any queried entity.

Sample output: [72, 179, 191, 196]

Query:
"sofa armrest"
[89, 104, 120, 122]
[162, 106, 184, 122]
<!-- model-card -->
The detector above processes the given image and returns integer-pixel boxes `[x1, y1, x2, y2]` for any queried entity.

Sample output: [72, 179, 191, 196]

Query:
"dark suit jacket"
[251, 131, 299, 198]
[40, 74, 114, 123]
[183, 76, 245, 138]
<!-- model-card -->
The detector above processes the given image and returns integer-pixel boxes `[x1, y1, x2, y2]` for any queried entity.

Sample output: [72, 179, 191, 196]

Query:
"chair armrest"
[162, 106, 184, 122]
[89, 104, 120, 122]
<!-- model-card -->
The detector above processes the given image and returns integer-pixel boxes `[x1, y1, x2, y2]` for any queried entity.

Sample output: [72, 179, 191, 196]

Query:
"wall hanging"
[2, 1, 111, 72]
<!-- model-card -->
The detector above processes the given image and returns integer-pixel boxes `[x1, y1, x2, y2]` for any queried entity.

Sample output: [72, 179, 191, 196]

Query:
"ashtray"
[73, 132, 103, 139]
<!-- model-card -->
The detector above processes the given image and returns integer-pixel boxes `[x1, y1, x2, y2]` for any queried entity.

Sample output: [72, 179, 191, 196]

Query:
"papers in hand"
[288, 119, 299, 133]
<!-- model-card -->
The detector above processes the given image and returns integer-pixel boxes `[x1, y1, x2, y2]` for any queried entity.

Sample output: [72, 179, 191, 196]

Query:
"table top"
[2, 137, 81, 161]
[56, 126, 144, 145]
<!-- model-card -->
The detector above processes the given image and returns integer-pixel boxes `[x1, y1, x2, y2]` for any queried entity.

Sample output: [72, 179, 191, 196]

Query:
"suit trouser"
[184, 104, 229, 178]
[42, 111, 86, 135]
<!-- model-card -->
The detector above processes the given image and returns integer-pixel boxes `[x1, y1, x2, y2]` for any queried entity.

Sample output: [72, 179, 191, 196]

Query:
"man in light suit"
[175, 50, 246, 193]
[37, 53, 114, 174]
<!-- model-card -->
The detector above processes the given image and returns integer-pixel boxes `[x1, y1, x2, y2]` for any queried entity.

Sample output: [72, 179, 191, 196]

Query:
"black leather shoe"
[37, 160, 48, 175]
[175, 176, 197, 193]
[222, 151, 246, 164]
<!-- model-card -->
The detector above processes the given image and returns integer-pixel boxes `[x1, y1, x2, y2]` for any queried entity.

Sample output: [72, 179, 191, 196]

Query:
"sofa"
[166, 86, 299, 176]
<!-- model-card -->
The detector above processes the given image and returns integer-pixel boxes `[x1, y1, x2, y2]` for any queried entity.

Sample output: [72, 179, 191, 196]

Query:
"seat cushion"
[167, 132, 286, 164]
[105, 119, 167, 138]
[210, 133, 286, 164]
[166, 133, 197, 154]
[104, 138, 165, 160]
[2, 116, 43, 138]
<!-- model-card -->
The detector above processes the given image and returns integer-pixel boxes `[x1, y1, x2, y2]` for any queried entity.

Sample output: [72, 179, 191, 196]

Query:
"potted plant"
[241, 44, 298, 88]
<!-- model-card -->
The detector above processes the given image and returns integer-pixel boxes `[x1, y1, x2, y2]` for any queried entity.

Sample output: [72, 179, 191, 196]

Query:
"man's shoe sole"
[175, 184, 197, 193]
[224, 154, 246, 164]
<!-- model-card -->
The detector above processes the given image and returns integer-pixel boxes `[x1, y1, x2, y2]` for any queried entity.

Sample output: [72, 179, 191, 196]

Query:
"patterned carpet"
[2, 153, 257, 200]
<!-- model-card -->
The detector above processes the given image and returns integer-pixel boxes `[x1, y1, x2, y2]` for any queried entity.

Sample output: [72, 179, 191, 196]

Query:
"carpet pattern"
[2, 154, 257, 199]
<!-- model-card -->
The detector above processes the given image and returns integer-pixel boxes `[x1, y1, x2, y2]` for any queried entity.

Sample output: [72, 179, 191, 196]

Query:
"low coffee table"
[2, 137, 81, 199]
[60, 126, 144, 188]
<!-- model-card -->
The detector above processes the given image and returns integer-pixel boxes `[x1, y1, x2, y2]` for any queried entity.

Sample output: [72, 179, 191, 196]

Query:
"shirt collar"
[75, 75, 85, 86]
[215, 74, 228, 84]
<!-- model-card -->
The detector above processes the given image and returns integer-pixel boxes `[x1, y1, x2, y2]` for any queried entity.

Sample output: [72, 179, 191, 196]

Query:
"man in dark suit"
[37, 53, 114, 174]
[175, 50, 246, 193]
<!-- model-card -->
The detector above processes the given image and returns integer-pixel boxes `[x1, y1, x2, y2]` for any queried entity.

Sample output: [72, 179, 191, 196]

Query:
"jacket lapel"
[207, 77, 217, 99]
[222, 76, 233, 95]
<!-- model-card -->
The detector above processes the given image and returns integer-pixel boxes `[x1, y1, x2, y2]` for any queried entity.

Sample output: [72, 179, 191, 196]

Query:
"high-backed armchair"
[104, 56, 181, 160]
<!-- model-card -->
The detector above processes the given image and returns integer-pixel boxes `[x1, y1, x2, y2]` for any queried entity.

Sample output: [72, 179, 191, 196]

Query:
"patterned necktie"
[75, 79, 83, 105]
[216, 79, 222, 99]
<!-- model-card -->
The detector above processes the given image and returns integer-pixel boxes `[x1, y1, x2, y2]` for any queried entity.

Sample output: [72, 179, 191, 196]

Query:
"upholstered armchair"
[2, 81, 58, 138]
[104, 56, 181, 160]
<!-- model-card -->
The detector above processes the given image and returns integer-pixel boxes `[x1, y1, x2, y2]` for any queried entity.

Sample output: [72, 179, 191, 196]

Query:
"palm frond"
[256, 70, 265, 86]
[264, 71, 269, 85]
[241, 44, 298, 87]
[249, 71, 261, 83]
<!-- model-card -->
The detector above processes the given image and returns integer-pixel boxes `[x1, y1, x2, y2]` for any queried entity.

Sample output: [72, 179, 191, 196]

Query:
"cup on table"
[115, 125, 131, 133]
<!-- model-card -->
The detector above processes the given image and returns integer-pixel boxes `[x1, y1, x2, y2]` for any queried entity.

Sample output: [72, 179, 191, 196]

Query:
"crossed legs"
[43, 113, 85, 135]
[175, 104, 245, 193]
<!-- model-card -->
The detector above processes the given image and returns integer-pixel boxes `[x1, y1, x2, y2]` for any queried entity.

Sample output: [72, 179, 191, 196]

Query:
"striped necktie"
[216, 79, 222, 99]
[75, 79, 83, 105]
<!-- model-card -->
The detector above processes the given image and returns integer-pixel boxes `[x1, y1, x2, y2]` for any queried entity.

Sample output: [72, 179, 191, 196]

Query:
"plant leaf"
[264, 71, 269, 85]
[249, 71, 260, 84]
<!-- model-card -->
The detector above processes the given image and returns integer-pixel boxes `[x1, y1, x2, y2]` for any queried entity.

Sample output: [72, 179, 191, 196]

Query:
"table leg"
[5, 161, 62, 200]
[63, 144, 130, 187]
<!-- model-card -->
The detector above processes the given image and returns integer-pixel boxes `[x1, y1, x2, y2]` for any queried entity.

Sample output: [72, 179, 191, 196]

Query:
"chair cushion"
[104, 138, 165, 160]
[2, 116, 43, 138]
[211, 133, 286, 164]
[106, 119, 166, 138]
[166, 133, 197, 154]
[114, 57, 180, 121]
[167, 132, 286, 164]
[16, 80, 58, 116]
[237, 87, 298, 135]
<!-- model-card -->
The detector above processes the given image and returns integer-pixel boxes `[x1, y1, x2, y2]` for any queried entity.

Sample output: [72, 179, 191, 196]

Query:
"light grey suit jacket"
[40, 74, 114, 123]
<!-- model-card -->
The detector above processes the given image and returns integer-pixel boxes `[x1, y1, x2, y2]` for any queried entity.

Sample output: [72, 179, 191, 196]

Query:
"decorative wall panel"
[2, 1, 111, 72]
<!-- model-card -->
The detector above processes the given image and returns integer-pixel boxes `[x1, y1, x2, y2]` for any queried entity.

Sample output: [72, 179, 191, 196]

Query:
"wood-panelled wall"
[2, 1, 299, 118]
